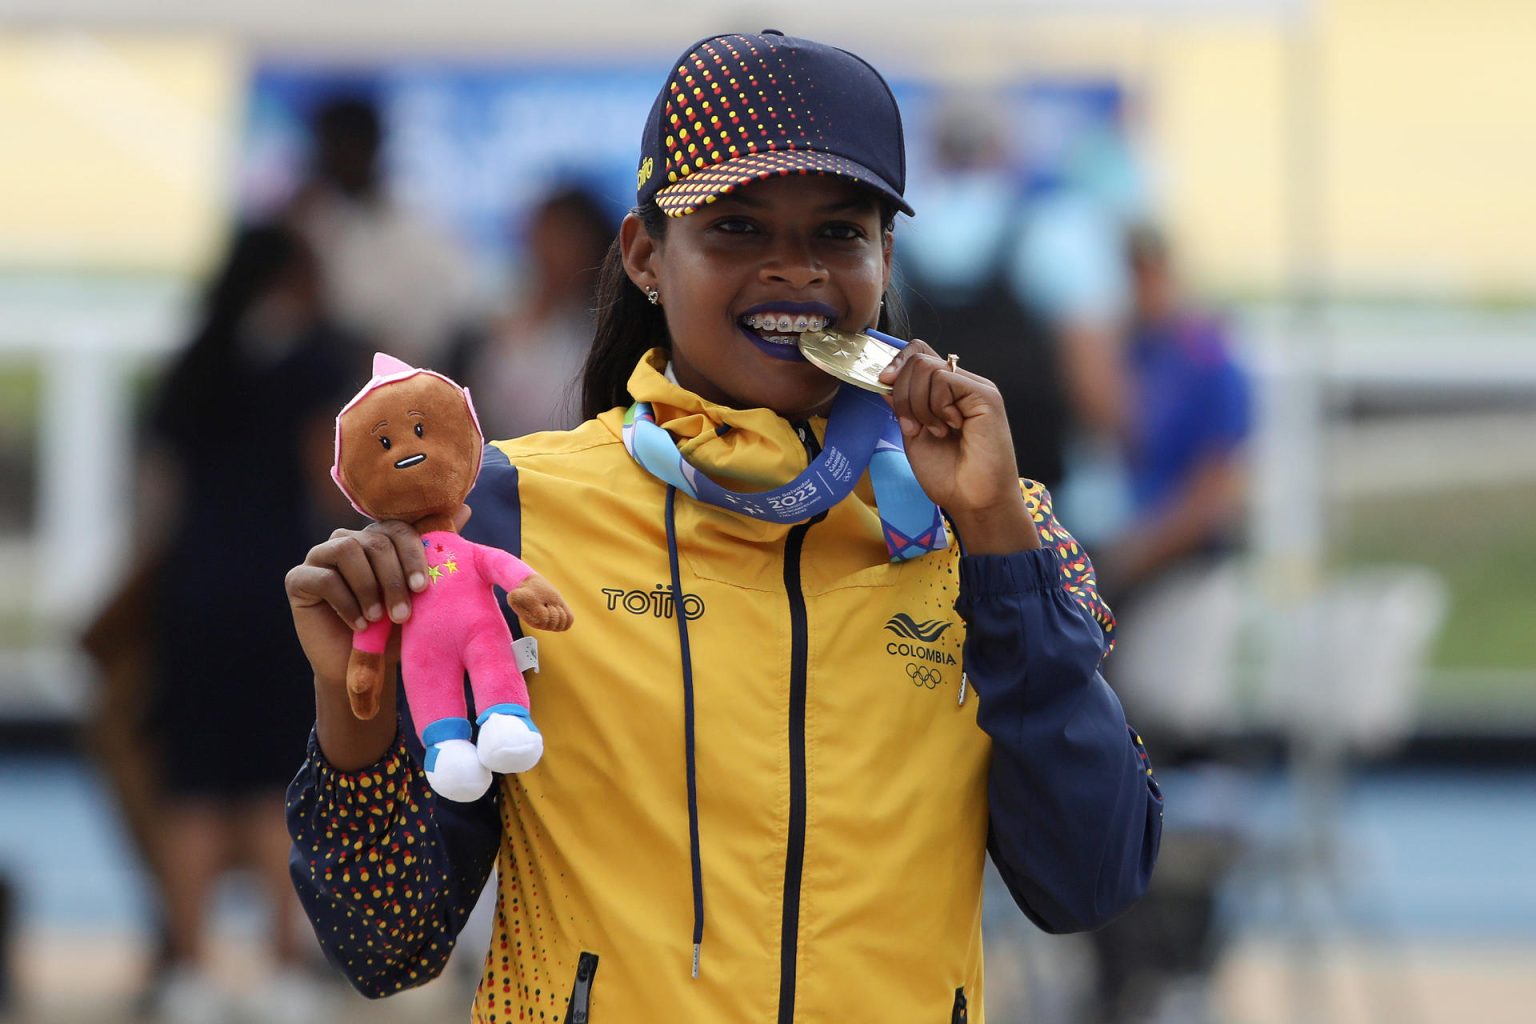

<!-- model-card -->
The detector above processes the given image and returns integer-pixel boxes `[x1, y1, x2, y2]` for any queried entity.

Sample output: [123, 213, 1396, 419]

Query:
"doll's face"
[337, 374, 480, 523]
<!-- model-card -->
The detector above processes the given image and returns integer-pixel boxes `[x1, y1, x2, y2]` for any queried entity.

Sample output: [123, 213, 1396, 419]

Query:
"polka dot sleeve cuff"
[295, 728, 415, 840]
[286, 725, 502, 998]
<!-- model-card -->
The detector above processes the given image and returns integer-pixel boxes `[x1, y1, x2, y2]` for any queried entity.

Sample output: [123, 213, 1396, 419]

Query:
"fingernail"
[354, 618, 369, 632]
[900, 416, 918, 438]
[391, 602, 411, 622]
[366, 604, 383, 622]
[409, 572, 426, 591]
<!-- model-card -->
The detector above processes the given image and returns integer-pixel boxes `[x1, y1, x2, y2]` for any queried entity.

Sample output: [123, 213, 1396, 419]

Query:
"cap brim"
[655, 149, 914, 218]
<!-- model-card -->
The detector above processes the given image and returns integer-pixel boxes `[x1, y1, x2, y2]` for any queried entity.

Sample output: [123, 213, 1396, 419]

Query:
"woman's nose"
[760, 237, 828, 289]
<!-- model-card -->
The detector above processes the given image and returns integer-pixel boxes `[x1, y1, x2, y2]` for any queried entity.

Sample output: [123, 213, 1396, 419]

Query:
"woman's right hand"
[286, 518, 452, 769]
[285, 520, 432, 686]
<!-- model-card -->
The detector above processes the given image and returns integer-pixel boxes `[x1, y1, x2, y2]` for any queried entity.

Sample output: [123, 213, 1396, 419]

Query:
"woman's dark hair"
[579, 195, 909, 419]
[580, 203, 670, 419]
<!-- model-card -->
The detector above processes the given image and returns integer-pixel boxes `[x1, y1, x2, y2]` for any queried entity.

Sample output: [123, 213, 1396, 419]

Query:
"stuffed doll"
[332, 353, 573, 802]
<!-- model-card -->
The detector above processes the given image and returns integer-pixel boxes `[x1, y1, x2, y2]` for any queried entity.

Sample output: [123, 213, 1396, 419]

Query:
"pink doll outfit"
[353, 530, 534, 746]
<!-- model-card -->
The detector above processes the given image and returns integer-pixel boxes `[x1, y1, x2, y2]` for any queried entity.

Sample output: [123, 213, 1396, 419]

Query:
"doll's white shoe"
[477, 707, 544, 774]
[425, 738, 493, 802]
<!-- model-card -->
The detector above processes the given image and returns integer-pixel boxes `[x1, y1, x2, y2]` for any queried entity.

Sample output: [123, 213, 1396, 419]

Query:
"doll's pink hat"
[331, 352, 485, 518]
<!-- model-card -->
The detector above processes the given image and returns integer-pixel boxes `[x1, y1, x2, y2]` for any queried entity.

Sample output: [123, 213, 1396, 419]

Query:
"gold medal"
[797, 328, 903, 395]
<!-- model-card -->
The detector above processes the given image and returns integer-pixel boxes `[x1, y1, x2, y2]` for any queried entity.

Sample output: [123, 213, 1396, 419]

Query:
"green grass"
[1336, 482, 1536, 707]
[0, 361, 41, 424]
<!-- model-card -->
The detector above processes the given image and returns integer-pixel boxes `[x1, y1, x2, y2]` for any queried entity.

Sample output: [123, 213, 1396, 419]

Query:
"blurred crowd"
[73, 90, 1253, 1024]
[74, 94, 617, 1024]
[901, 102, 1253, 1024]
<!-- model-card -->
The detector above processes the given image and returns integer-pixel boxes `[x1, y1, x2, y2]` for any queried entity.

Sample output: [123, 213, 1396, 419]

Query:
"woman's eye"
[823, 223, 865, 241]
[414, 423, 424, 438]
[379, 436, 391, 450]
[712, 217, 756, 234]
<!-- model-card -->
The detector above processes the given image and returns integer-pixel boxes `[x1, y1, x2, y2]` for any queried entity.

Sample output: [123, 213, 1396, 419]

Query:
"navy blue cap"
[635, 31, 913, 218]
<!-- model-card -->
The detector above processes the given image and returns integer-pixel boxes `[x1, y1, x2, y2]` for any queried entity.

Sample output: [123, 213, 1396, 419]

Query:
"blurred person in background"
[1083, 224, 1253, 1024]
[130, 223, 353, 1023]
[902, 92, 1159, 1023]
[1094, 225, 1251, 605]
[79, 545, 176, 1013]
[900, 97, 1071, 492]
[287, 95, 478, 369]
[449, 184, 616, 438]
[1009, 98, 1145, 548]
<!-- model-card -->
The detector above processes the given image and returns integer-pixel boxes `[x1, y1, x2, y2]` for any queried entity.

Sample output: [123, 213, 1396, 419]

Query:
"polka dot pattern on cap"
[639, 31, 913, 218]
[658, 36, 818, 186]
[657, 150, 883, 217]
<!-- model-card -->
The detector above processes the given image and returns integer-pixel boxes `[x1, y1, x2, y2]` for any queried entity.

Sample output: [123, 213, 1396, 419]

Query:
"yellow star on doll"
[426, 564, 443, 583]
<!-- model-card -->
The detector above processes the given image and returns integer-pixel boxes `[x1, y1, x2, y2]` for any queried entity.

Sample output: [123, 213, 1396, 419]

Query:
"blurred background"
[1, 1, 1533, 1022]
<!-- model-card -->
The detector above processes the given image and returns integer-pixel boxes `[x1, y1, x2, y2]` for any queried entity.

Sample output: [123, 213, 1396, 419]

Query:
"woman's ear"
[620, 213, 660, 296]
[881, 227, 894, 294]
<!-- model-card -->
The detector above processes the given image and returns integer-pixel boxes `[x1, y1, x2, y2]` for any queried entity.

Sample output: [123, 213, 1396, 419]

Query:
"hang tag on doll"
[512, 635, 540, 675]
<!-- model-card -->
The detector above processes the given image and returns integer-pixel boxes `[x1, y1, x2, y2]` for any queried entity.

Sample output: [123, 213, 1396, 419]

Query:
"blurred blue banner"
[240, 60, 1129, 276]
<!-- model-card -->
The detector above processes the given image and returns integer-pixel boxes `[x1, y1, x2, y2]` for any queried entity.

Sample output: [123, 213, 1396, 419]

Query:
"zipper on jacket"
[775, 420, 823, 1023]
[564, 951, 599, 1024]
[951, 986, 968, 1024]
[776, 487, 824, 1024]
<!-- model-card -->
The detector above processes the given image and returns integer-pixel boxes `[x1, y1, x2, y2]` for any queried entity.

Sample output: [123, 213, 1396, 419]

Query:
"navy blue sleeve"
[955, 543, 1163, 934]
[286, 719, 502, 997]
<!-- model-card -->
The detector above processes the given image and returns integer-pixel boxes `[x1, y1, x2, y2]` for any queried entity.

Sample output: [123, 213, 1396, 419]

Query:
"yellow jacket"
[289, 351, 1161, 1023]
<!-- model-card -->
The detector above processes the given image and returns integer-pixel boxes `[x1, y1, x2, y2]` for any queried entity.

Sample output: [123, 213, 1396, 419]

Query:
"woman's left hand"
[879, 339, 1040, 555]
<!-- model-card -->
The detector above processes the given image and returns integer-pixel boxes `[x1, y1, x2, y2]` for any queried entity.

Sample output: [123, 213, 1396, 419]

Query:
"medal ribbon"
[623, 383, 949, 561]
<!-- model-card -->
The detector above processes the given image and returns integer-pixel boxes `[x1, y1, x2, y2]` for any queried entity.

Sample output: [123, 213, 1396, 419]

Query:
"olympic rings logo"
[906, 663, 944, 689]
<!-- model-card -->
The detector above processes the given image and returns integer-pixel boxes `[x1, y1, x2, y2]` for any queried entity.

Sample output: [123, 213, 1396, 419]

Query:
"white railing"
[0, 276, 188, 715]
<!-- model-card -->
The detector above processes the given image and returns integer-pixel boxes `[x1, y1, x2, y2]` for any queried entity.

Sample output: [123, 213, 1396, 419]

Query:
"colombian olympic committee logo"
[884, 613, 952, 643]
[884, 612, 958, 667]
[886, 610, 958, 692]
[906, 663, 943, 689]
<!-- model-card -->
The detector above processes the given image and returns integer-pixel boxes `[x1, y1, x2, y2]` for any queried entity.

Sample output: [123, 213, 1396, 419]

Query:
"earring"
[646, 287, 660, 305]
